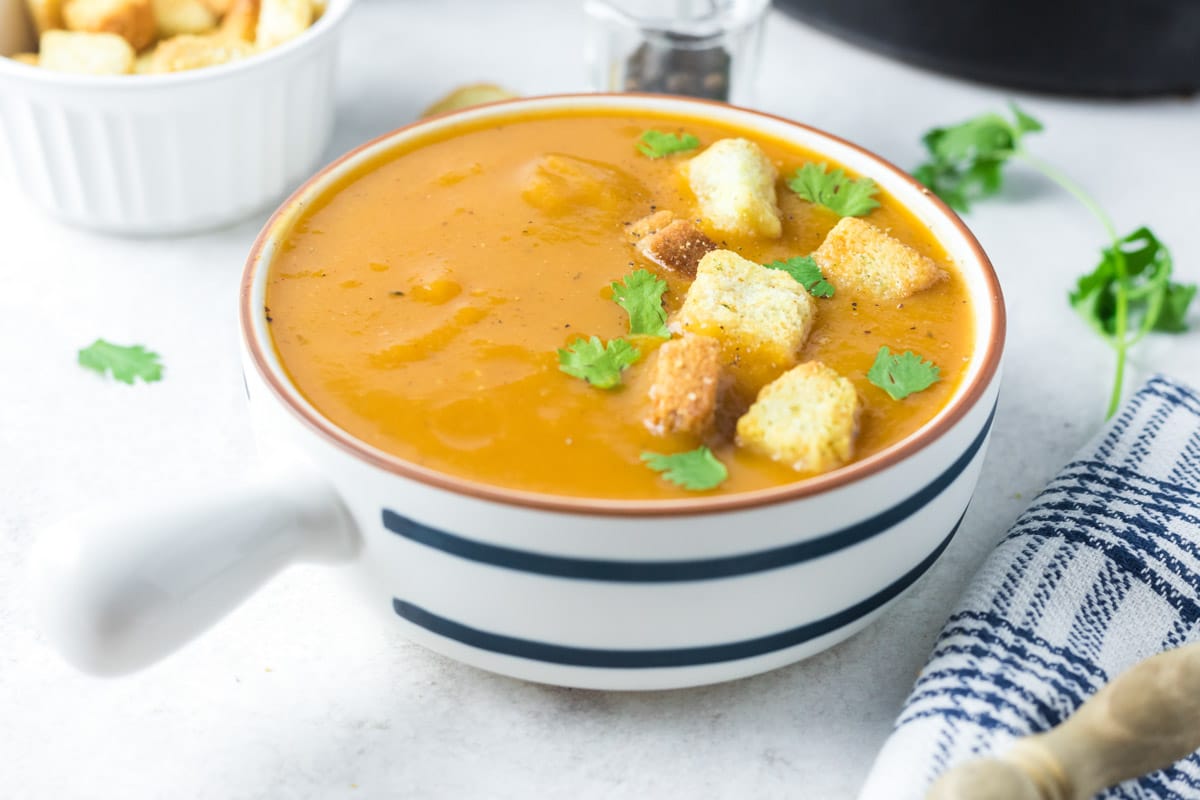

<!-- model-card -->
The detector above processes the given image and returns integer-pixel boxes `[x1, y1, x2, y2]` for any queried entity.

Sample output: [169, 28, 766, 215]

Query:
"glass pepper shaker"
[584, 0, 770, 105]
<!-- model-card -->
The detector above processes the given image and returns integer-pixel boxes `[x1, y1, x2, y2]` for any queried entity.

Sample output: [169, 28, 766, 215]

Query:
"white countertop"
[3, 2, 1199, 797]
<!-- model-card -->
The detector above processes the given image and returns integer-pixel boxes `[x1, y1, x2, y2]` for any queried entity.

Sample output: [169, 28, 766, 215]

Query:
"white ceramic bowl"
[0, 0, 355, 235]
[31, 95, 1005, 690]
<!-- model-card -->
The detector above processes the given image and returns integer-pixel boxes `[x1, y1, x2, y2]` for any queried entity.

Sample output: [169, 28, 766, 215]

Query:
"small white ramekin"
[0, 0, 355, 236]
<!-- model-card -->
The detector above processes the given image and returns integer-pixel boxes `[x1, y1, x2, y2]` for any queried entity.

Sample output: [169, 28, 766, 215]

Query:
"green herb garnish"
[1070, 227, 1196, 349]
[913, 103, 1042, 212]
[786, 162, 880, 217]
[867, 346, 940, 400]
[637, 130, 700, 159]
[611, 269, 670, 338]
[78, 339, 163, 384]
[641, 446, 728, 491]
[557, 336, 640, 389]
[763, 256, 834, 298]
[913, 104, 1196, 417]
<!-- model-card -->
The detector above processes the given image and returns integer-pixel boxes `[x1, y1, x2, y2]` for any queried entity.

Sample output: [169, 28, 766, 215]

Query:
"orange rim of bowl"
[240, 93, 1005, 518]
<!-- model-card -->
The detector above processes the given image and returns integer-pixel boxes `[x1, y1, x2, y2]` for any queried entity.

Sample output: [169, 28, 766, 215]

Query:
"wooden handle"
[927, 642, 1200, 800]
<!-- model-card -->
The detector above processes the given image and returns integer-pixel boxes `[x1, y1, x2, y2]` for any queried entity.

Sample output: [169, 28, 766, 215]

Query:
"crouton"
[422, 83, 519, 118]
[813, 217, 946, 301]
[62, 0, 156, 51]
[152, 0, 217, 36]
[736, 361, 860, 473]
[646, 335, 724, 437]
[683, 138, 782, 239]
[628, 209, 674, 241]
[133, 45, 155, 71]
[636, 219, 717, 279]
[254, 0, 310, 47]
[676, 249, 816, 366]
[24, 0, 65, 35]
[149, 32, 253, 71]
[218, 0, 258, 41]
[40, 30, 134, 74]
[10, 53, 40, 66]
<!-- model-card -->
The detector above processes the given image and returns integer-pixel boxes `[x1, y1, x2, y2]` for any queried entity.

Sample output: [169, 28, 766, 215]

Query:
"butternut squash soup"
[265, 109, 974, 500]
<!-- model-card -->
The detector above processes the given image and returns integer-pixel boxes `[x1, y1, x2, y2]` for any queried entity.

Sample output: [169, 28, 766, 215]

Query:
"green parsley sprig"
[637, 130, 700, 159]
[913, 104, 1042, 212]
[611, 269, 670, 338]
[557, 336, 640, 389]
[78, 339, 164, 384]
[641, 446, 728, 491]
[913, 103, 1196, 418]
[786, 163, 880, 217]
[867, 346, 940, 401]
[763, 256, 834, 298]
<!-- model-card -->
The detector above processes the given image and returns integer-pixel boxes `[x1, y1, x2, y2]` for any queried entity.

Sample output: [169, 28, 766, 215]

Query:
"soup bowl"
[31, 94, 1004, 690]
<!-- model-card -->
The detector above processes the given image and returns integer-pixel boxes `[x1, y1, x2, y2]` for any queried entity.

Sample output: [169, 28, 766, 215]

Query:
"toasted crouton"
[646, 335, 724, 437]
[628, 209, 674, 240]
[813, 217, 946, 301]
[133, 45, 155, 72]
[676, 249, 817, 366]
[25, 0, 65, 35]
[421, 83, 519, 118]
[255, 0, 310, 47]
[10, 53, 40, 66]
[684, 138, 782, 239]
[737, 361, 860, 473]
[152, 0, 217, 36]
[636, 219, 717, 278]
[218, 0, 258, 40]
[62, 0, 156, 51]
[40, 30, 134, 74]
[150, 32, 253, 71]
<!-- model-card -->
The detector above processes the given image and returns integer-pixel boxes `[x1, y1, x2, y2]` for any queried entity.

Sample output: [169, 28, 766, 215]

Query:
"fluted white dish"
[31, 95, 1005, 689]
[0, 0, 355, 235]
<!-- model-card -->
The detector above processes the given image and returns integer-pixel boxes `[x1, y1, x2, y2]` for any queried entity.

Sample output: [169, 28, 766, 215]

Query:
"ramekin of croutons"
[0, 0, 354, 235]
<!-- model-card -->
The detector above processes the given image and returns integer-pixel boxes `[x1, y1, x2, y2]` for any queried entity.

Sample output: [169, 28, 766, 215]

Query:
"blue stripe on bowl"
[381, 403, 995, 582]
[392, 509, 966, 668]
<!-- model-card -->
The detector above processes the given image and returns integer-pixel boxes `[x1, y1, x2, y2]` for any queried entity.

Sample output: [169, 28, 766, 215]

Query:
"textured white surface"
[1, 1, 1198, 797]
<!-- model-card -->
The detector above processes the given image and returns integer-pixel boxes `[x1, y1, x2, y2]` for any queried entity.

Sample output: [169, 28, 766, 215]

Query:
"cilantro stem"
[1015, 150, 1128, 418]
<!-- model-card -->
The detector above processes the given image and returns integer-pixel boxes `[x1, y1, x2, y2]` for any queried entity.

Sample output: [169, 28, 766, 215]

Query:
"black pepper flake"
[390, 291, 405, 296]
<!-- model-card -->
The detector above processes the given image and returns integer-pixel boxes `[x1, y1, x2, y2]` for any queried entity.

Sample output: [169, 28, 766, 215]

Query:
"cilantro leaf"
[867, 346, 940, 400]
[763, 256, 834, 298]
[1069, 226, 1196, 340]
[78, 339, 164, 384]
[912, 103, 1042, 212]
[637, 130, 700, 159]
[641, 447, 728, 491]
[611, 269, 670, 338]
[786, 162, 880, 217]
[557, 336, 640, 389]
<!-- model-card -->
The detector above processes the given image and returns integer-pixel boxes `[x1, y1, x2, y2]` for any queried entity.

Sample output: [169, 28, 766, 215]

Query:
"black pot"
[774, 0, 1200, 97]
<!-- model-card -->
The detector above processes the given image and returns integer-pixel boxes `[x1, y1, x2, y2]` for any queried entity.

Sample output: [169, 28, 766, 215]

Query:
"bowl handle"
[29, 466, 358, 676]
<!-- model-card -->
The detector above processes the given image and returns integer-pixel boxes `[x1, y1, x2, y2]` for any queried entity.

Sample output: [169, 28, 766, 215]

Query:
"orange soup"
[266, 109, 974, 499]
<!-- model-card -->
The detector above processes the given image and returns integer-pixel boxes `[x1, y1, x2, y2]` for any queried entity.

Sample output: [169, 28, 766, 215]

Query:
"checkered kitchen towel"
[860, 376, 1200, 799]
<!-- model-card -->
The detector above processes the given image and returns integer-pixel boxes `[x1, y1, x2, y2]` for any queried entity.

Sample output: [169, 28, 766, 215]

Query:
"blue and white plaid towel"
[860, 375, 1200, 800]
